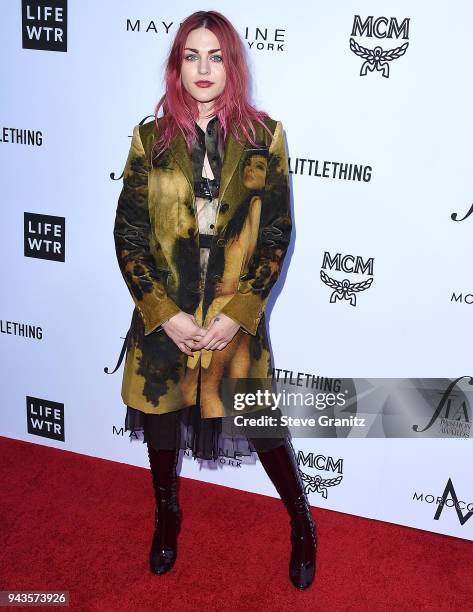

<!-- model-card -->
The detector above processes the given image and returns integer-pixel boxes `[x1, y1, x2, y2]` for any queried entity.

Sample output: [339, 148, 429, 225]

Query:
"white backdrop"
[1, 1, 472, 541]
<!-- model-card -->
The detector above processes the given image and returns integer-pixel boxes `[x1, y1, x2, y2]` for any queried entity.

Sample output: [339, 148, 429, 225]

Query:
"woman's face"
[243, 154, 268, 190]
[181, 27, 226, 105]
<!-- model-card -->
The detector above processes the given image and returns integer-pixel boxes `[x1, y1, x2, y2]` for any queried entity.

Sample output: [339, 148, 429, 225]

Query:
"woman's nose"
[198, 61, 210, 75]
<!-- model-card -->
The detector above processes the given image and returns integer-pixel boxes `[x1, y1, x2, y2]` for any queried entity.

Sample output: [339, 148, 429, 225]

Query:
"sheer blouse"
[191, 115, 224, 297]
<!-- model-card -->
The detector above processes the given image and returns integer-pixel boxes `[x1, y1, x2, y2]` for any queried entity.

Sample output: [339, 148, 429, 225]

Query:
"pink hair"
[151, 10, 273, 163]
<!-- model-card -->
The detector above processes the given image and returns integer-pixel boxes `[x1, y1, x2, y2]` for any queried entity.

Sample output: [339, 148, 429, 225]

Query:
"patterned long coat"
[113, 115, 292, 418]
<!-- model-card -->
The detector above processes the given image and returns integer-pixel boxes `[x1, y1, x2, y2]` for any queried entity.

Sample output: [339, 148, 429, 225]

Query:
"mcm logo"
[349, 40, 409, 78]
[320, 251, 374, 306]
[297, 451, 343, 499]
[434, 478, 473, 526]
[349, 15, 410, 78]
[299, 470, 343, 498]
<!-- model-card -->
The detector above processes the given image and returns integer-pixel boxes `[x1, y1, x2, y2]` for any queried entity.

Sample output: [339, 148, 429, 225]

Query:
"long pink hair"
[151, 10, 273, 164]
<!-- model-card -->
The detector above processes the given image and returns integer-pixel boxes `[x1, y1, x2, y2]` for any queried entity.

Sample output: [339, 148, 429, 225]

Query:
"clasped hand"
[162, 311, 240, 356]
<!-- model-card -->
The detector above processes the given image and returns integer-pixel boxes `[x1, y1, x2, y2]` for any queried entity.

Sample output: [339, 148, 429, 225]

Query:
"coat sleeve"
[113, 124, 181, 336]
[219, 120, 292, 336]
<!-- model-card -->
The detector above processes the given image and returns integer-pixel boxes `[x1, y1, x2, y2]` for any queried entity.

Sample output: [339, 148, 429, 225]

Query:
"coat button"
[220, 202, 229, 213]
[212, 274, 222, 282]
[216, 238, 226, 247]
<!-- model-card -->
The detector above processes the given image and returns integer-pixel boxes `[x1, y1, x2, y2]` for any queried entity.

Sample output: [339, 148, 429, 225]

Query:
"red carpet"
[1, 436, 471, 612]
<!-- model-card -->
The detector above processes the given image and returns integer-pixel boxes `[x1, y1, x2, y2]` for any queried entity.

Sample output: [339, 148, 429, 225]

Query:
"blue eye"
[184, 54, 223, 62]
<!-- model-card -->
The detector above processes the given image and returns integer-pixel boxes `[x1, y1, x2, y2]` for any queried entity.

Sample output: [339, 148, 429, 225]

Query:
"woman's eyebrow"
[184, 47, 221, 53]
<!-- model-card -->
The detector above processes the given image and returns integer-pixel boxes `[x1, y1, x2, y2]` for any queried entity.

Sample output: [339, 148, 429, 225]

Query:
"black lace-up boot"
[147, 444, 181, 575]
[256, 439, 317, 590]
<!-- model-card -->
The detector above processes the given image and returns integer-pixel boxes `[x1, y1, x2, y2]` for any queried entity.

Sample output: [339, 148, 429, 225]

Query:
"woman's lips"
[195, 81, 214, 88]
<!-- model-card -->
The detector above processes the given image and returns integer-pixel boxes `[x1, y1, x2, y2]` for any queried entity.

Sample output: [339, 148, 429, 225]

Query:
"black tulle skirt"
[124, 367, 292, 460]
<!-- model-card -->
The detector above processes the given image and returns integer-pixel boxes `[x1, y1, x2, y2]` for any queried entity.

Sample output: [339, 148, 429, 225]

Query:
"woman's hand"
[162, 312, 206, 356]
[191, 313, 241, 351]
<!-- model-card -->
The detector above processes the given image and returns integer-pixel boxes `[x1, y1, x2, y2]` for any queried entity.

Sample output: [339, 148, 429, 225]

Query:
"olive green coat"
[113, 115, 292, 417]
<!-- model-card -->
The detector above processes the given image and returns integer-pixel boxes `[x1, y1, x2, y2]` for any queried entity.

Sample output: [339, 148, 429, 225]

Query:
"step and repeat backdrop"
[1, 1, 472, 541]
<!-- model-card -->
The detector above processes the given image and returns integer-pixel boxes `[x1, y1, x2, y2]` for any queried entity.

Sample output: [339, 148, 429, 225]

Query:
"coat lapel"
[219, 129, 246, 203]
[168, 130, 193, 191]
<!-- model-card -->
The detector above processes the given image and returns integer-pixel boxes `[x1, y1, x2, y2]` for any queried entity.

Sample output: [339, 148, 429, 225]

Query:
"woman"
[113, 10, 317, 590]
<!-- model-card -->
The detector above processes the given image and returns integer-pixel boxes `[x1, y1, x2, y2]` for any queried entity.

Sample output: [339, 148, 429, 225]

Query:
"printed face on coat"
[242, 152, 268, 191]
[181, 27, 226, 103]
